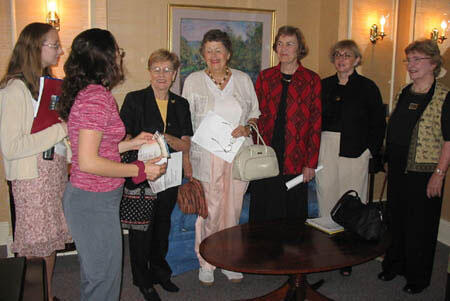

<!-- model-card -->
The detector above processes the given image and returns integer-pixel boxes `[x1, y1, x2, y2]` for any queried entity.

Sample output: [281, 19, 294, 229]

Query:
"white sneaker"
[221, 269, 243, 283]
[199, 267, 214, 286]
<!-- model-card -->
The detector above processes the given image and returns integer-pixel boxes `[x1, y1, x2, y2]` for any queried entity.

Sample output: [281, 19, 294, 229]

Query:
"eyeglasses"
[402, 57, 431, 64]
[117, 48, 125, 58]
[333, 52, 354, 59]
[150, 66, 174, 74]
[42, 42, 61, 49]
[211, 136, 236, 153]
[276, 41, 297, 48]
[211, 121, 236, 153]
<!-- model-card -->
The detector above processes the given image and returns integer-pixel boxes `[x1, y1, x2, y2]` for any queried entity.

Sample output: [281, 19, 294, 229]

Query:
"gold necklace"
[206, 67, 230, 88]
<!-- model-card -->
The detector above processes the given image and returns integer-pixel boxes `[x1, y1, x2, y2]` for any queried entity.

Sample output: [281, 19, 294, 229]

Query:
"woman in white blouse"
[182, 29, 260, 286]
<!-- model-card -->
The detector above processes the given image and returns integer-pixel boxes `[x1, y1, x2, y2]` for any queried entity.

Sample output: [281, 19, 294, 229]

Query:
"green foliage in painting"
[179, 21, 263, 90]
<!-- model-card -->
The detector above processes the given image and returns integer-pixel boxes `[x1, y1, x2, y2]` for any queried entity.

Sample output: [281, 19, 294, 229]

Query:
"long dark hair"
[0, 23, 54, 98]
[58, 28, 124, 120]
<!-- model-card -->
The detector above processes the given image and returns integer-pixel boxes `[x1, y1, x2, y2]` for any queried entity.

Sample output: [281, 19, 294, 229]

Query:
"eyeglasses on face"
[402, 57, 431, 64]
[42, 42, 61, 49]
[276, 41, 297, 48]
[333, 52, 354, 59]
[150, 66, 174, 74]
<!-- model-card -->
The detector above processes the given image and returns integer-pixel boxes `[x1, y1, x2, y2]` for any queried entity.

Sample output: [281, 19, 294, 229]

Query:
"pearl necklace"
[206, 67, 230, 88]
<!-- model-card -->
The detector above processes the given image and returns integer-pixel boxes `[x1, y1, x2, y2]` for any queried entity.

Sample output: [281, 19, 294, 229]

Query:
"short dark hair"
[405, 39, 442, 77]
[199, 29, 233, 60]
[148, 49, 180, 70]
[58, 28, 124, 120]
[273, 26, 308, 60]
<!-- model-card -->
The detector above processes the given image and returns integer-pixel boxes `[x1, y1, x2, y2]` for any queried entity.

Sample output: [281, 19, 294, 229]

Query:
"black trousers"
[382, 160, 443, 288]
[249, 174, 308, 223]
[128, 186, 178, 288]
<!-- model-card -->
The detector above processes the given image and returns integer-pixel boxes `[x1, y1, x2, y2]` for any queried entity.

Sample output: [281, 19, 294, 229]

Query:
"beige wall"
[0, 0, 449, 237]
[108, 0, 288, 105]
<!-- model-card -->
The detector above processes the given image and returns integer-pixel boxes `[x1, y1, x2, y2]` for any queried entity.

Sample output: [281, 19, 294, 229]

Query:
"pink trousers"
[194, 154, 248, 270]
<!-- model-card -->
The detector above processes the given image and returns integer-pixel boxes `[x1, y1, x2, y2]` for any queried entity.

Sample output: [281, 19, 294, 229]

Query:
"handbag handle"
[248, 123, 270, 154]
[249, 123, 265, 146]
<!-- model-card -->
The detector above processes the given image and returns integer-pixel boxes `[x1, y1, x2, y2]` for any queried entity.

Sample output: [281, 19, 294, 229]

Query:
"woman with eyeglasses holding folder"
[182, 29, 260, 286]
[0, 22, 70, 301]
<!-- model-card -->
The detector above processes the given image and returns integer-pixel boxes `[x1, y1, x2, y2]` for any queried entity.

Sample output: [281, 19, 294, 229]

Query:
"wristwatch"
[435, 168, 446, 176]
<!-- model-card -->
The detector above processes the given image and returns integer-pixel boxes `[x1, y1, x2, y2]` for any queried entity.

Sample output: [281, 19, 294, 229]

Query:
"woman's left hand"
[231, 125, 251, 138]
[129, 132, 154, 150]
[302, 167, 315, 183]
[426, 173, 444, 198]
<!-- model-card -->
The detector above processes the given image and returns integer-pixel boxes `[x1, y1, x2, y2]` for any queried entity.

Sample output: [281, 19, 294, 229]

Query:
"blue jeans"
[63, 182, 123, 301]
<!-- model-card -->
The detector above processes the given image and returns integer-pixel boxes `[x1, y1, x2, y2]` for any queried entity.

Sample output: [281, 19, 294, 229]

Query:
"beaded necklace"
[206, 67, 230, 89]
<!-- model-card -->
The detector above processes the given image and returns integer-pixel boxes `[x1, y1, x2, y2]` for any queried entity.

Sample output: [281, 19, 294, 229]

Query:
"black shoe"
[159, 279, 180, 292]
[139, 286, 161, 301]
[378, 271, 397, 281]
[403, 284, 425, 294]
[340, 267, 352, 277]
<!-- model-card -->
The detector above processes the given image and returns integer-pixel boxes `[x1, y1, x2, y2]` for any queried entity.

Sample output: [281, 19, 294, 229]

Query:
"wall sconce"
[431, 20, 447, 44]
[46, 0, 60, 31]
[370, 16, 386, 44]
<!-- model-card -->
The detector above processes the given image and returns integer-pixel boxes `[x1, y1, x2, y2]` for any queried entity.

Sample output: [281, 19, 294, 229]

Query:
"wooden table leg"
[237, 274, 333, 301]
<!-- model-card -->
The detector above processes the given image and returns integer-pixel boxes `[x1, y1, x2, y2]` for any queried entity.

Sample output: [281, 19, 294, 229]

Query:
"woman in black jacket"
[315, 40, 386, 276]
[120, 49, 193, 301]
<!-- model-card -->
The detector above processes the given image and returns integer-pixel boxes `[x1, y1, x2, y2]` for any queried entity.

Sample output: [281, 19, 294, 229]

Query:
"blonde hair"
[405, 39, 442, 77]
[329, 40, 362, 67]
[148, 49, 180, 70]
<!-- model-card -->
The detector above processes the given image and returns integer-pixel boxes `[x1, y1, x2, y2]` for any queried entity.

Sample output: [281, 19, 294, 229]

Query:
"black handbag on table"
[330, 176, 387, 241]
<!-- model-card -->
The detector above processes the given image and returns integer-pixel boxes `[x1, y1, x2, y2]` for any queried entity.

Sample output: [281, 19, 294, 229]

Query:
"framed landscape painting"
[168, 5, 275, 93]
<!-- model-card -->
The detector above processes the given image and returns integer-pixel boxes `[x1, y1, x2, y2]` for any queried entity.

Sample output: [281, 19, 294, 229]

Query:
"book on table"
[306, 216, 344, 235]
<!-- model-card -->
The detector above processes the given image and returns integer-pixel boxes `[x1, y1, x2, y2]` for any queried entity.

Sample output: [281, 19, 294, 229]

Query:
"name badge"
[335, 96, 341, 102]
[409, 103, 419, 110]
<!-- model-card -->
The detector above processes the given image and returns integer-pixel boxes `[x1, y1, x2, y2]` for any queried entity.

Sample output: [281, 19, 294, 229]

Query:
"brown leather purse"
[177, 178, 208, 218]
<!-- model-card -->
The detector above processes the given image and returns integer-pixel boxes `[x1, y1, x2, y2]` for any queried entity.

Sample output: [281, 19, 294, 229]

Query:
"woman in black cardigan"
[120, 49, 193, 301]
[315, 40, 386, 276]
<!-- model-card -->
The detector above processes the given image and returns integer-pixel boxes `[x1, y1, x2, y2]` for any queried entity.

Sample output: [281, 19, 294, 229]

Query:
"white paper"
[148, 151, 182, 193]
[191, 111, 245, 163]
[138, 131, 170, 161]
[285, 165, 323, 190]
[34, 77, 45, 117]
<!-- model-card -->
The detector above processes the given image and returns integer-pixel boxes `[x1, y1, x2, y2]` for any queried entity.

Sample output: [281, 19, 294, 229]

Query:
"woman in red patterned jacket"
[249, 26, 322, 223]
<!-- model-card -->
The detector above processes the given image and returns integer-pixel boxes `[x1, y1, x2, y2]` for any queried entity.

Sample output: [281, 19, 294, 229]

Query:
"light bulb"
[48, 1, 57, 12]
[380, 16, 386, 33]
[441, 20, 448, 31]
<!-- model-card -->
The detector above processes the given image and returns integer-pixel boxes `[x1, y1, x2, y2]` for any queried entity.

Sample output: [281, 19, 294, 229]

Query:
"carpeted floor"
[53, 238, 449, 300]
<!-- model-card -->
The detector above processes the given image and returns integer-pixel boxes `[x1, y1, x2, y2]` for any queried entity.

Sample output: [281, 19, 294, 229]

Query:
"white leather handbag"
[232, 124, 279, 181]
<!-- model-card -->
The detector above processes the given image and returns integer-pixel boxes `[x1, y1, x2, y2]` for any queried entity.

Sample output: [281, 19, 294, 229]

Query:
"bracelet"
[131, 160, 146, 184]
[435, 168, 446, 176]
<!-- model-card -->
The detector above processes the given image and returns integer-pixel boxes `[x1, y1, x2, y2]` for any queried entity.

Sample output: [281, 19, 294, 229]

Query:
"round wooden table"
[199, 220, 390, 301]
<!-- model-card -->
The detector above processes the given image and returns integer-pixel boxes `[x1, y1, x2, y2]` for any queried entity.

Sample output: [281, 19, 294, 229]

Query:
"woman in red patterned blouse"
[249, 25, 322, 224]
